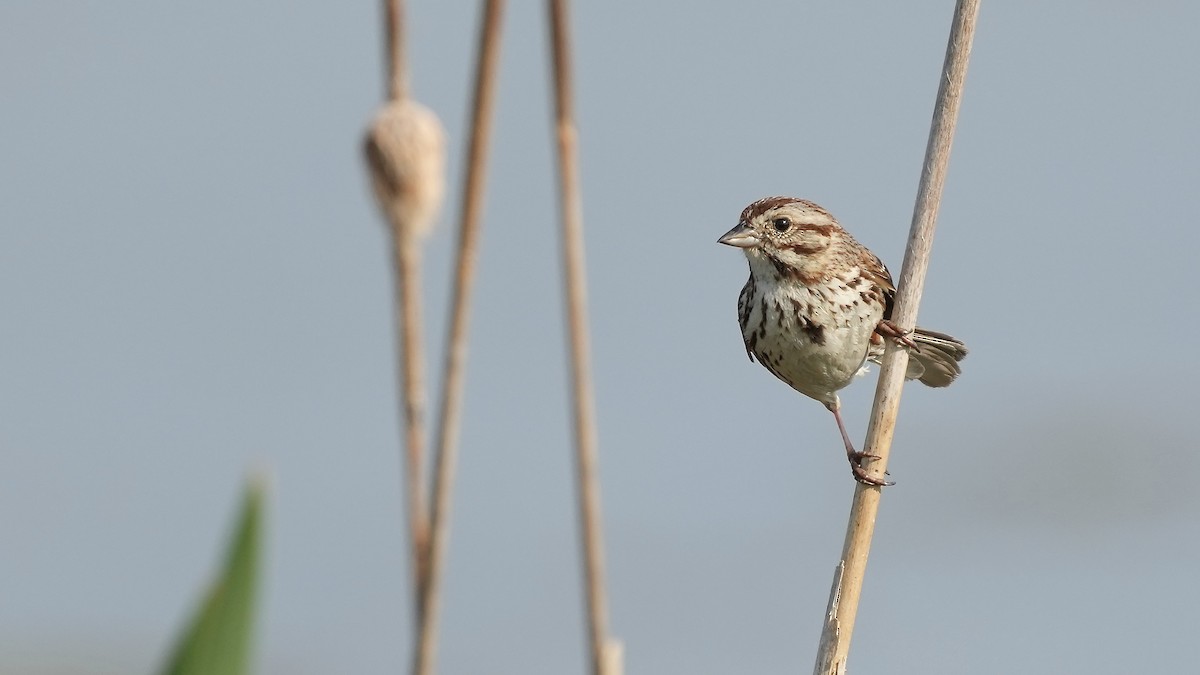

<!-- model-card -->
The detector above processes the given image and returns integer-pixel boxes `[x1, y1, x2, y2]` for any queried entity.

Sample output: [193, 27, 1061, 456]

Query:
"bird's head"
[718, 197, 840, 262]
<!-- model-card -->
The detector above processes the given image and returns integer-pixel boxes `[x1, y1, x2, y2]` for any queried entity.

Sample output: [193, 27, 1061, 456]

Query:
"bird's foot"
[875, 320, 920, 352]
[847, 450, 894, 487]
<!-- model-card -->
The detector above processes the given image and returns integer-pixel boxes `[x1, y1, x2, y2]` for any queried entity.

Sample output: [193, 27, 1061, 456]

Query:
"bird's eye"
[771, 217, 791, 232]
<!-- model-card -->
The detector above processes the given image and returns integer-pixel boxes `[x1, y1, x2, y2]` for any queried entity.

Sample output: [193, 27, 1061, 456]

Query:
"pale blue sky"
[3, 2, 1198, 674]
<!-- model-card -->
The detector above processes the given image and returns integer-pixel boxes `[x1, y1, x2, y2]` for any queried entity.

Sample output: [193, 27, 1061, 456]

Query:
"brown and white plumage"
[719, 197, 967, 485]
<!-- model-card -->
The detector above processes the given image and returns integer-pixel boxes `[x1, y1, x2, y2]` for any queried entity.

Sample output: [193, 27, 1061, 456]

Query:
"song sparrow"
[719, 197, 967, 486]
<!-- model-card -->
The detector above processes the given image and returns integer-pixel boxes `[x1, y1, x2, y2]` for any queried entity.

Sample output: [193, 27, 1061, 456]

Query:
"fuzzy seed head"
[364, 99, 446, 242]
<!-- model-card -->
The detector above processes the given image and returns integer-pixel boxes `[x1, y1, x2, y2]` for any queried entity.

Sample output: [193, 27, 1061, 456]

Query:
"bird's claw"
[875, 319, 920, 352]
[848, 451, 894, 487]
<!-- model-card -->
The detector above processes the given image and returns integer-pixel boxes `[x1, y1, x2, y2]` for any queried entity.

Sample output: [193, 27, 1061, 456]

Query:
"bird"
[718, 196, 967, 485]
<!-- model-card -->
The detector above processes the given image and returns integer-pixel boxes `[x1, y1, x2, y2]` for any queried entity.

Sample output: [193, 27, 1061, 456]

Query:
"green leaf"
[160, 479, 266, 675]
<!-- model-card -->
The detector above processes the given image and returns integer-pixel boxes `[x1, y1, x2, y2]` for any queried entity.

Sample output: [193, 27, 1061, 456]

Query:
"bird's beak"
[718, 222, 760, 248]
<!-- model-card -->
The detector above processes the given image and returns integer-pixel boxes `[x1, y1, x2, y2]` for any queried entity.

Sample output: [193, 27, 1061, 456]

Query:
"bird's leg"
[825, 400, 893, 487]
[875, 319, 920, 351]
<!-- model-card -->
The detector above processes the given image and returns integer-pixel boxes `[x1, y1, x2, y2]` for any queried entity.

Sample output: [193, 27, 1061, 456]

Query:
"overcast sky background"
[3, 2, 1199, 674]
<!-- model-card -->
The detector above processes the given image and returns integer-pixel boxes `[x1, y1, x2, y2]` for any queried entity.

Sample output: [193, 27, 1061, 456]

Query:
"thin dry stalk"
[385, 0, 408, 100]
[394, 237, 431, 598]
[812, 2, 980, 674]
[369, 104, 444, 616]
[366, 0, 445, 622]
[546, 1, 620, 674]
[413, 1, 506, 674]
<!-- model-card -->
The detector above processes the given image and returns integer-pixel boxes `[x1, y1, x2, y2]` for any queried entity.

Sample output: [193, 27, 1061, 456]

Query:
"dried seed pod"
[364, 99, 446, 242]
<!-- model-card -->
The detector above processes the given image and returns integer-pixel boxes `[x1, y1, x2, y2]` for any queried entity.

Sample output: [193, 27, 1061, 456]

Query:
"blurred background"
[3, 1, 1198, 673]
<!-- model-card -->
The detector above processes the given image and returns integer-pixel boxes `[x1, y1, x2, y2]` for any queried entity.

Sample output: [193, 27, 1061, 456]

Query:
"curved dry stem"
[368, 0, 445, 638]
[812, 2, 981, 674]
[413, 1, 507, 674]
[546, 1, 619, 674]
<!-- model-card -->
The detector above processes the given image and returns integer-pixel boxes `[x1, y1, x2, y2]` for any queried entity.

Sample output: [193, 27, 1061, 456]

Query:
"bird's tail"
[906, 329, 967, 387]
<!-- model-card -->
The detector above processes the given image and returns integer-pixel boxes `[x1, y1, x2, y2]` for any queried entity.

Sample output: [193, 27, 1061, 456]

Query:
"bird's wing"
[861, 251, 897, 320]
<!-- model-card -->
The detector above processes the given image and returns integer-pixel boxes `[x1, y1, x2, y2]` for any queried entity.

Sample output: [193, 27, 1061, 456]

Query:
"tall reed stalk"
[813, 2, 981, 673]
[546, 1, 621, 673]
[413, 2, 507, 674]
[364, 0, 445, 638]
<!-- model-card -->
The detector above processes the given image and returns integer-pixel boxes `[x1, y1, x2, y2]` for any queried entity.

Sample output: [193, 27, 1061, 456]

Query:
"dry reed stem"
[385, 0, 407, 100]
[812, 2, 980, 674]
[366, 98, 446, 609]
[395, 237, 431, 598]
[546, 1, 620, 674]
[413, 1, 506, 673]
[366, 0, 446, 624]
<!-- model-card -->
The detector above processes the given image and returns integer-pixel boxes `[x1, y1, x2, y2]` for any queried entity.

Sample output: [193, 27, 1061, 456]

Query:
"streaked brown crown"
[739, 196, 832, 225]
